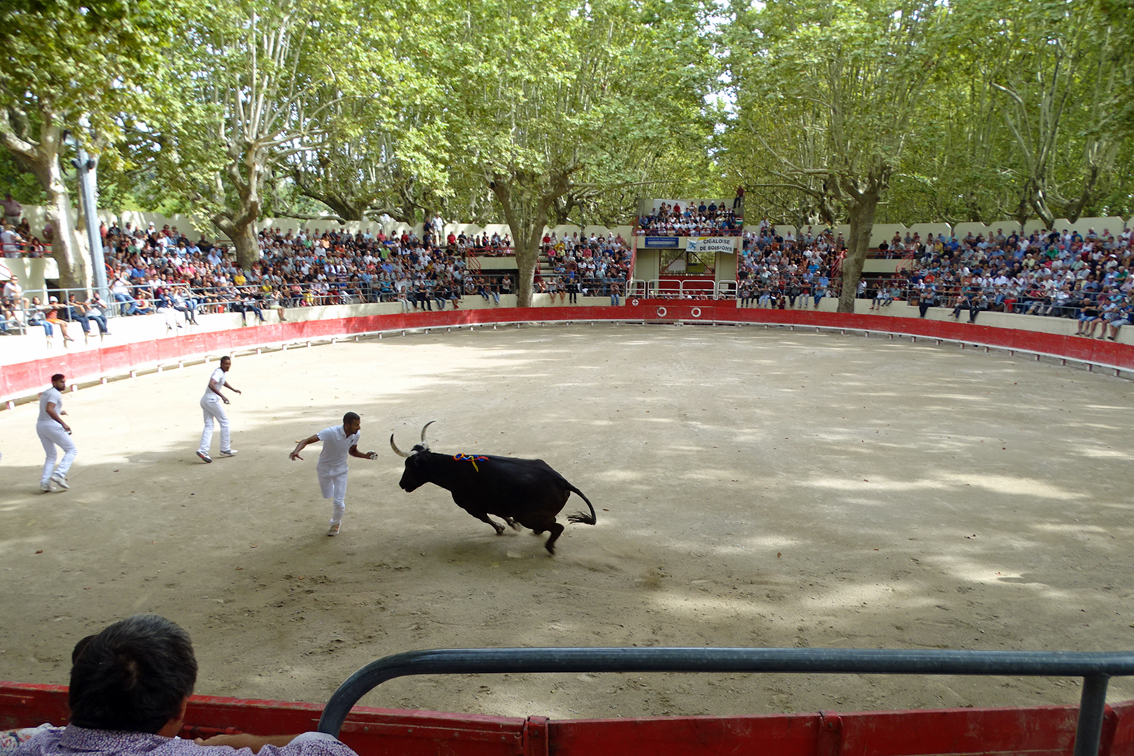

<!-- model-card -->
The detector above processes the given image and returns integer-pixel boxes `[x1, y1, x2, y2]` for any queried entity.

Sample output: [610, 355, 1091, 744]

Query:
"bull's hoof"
[505, 517, 523, 531]
[493, 526, 505, 535]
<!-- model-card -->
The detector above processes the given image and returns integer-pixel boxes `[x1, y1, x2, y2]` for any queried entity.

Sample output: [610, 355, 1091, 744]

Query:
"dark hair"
[343, 411, 360, 425]
[68, 614, 197, 733]
[51, 373, 65, 382]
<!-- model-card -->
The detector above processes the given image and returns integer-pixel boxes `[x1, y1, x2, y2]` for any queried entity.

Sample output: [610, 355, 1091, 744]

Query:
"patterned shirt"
[16, 725, 357, 756]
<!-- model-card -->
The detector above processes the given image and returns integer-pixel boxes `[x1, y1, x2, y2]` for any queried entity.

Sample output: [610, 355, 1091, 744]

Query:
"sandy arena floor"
[2, 323, 1133, 720]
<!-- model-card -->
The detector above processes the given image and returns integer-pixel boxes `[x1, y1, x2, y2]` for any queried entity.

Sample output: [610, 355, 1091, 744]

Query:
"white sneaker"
[196, 450, 212, 463]
[41, 481, 53, 493]
[50, 473, 69, 490]
[326, 522, 341, 536]
[220, 449, 238, 457]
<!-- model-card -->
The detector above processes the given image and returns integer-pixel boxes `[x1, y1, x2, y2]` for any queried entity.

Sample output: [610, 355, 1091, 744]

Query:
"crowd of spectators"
[537, 231, 633, 301]
[4, 187, 1133, 343]
[0, 206, 637, 342]
[1, 194, 54, 258]
[860, 226, 1134, 337]
[635, 199, 743, 236]
[732, 222, 1134, 339]
[735, 224, 846, 309]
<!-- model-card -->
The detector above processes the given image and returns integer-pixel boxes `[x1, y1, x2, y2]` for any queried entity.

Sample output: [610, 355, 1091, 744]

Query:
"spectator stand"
[3, 202, 1131, 400]
[632, 200, 742, 300]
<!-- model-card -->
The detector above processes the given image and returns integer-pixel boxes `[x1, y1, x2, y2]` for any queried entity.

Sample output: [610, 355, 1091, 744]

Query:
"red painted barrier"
[4, 680, 1133, 756]
[3, 304, 1132, 402]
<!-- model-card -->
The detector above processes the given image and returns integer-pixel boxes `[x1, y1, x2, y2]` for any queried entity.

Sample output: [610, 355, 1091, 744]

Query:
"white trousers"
[38, 422, 77, 485]
[199, 397, 230, 453]
[318, 468, 348, 524]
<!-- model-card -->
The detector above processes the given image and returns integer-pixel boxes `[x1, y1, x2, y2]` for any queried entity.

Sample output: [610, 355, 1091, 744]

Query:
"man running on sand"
[289, 412, 377, 536]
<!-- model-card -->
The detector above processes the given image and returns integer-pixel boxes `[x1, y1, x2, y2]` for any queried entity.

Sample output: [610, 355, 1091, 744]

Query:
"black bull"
[391, 426, 597, 554]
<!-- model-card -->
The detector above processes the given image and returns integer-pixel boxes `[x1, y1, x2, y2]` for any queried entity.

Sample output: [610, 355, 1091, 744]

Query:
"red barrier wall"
[4, 680, 1134, 756]
[3, 302, 1132, 402]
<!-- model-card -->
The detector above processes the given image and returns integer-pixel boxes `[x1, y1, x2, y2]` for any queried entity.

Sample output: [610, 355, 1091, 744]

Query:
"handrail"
[317, 646, 1134, 756]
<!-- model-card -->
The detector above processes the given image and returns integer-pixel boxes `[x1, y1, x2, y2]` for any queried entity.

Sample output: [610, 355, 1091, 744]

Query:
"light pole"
[70, 139, 108, 304]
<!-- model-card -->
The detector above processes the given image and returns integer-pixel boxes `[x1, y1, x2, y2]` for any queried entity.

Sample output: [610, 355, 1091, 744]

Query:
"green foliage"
[5, 0, 1131, 244]
[0, 0, 172, 150]
[0, 150, 46, 204]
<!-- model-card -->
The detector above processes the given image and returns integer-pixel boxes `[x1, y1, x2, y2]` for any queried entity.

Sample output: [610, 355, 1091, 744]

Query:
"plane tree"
[434, 0, 716, 306]
[722, 0, 950, 312]
[0, 0, 170, 288]
[151, 0, 382, 269]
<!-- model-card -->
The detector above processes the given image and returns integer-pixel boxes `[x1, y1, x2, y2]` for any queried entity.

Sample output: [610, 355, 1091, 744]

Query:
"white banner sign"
[687, 237, 738, 255]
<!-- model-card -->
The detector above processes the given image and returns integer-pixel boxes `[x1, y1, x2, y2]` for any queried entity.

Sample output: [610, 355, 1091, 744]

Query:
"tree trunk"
[211, 213, 259, 270]
[490, 168, 572, 308]
[45, 179, 86, 290]
[492, 178, 544, 308]
[836, 179, 883, 314]
[0, 109, 86, 289]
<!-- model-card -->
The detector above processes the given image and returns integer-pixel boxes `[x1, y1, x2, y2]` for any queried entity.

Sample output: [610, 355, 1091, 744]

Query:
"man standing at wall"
[37, 373, 76, 492]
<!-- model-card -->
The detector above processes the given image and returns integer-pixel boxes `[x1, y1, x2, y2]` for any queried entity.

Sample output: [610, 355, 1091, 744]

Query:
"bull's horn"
[420, 420, 435, 443]
[390, 434, 410, 458]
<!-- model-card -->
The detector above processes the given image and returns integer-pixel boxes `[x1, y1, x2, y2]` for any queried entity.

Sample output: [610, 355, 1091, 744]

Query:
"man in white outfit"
[289, 412, 377, 536]
[197, 356, 241, 463]
[37, 373, 77, 492]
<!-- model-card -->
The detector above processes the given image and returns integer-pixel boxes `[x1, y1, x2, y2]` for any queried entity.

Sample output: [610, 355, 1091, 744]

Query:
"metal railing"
[626, 279, 735, 300]
[317, 646, 1134, 756]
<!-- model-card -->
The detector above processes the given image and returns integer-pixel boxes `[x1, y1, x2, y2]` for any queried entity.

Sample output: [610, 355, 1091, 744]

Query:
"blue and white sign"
[643, 236, 680, 248]
[686, 237, 738, 254]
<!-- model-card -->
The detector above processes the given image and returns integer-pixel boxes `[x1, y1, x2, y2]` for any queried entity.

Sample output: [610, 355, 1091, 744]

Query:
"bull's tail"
[565, 484, 597, 526]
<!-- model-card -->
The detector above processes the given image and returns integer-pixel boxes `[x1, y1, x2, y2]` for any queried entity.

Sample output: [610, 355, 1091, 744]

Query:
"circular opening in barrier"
[691, 307, 702, 318]
[630, 298, 639, 307]
[656, 307, 667, 317]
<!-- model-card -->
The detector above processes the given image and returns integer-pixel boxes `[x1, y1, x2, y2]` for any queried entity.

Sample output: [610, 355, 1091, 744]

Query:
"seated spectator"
[951, 289, 974, 321]
[172, 286, 199, 325]
[1106, 299, 1132, 340]
[63, 294, 107, 343]
[0, 307, 21, 335]
[111, 276, 139, 315]
[132, 297, 154, 316]
[45, 297, 75, 345]
[84, 294, 112, 338]
[1, 222, 24, 257]
[13, 614, 359, 756]
[232, 291, 265, 325]
[1075, 296, 1100, 335]
[27, 296, 53, 341]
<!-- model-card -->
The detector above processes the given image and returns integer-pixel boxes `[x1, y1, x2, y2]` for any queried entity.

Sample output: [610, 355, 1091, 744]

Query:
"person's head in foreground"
[68, 614, 197, 735]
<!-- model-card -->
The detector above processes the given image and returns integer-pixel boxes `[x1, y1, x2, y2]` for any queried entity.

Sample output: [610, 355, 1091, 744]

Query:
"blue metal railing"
[317, 646, 1134, 756]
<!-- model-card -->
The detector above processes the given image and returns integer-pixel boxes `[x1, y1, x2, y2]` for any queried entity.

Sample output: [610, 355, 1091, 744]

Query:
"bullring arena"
[3, 309, 1134, 723]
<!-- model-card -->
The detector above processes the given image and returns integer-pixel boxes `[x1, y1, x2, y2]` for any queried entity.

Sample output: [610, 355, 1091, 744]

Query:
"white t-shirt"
[38, 387, 62, 425]
[0, 229, 20, 254]
[202, 367, 226, 402]
[316, 425, 360, 475]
